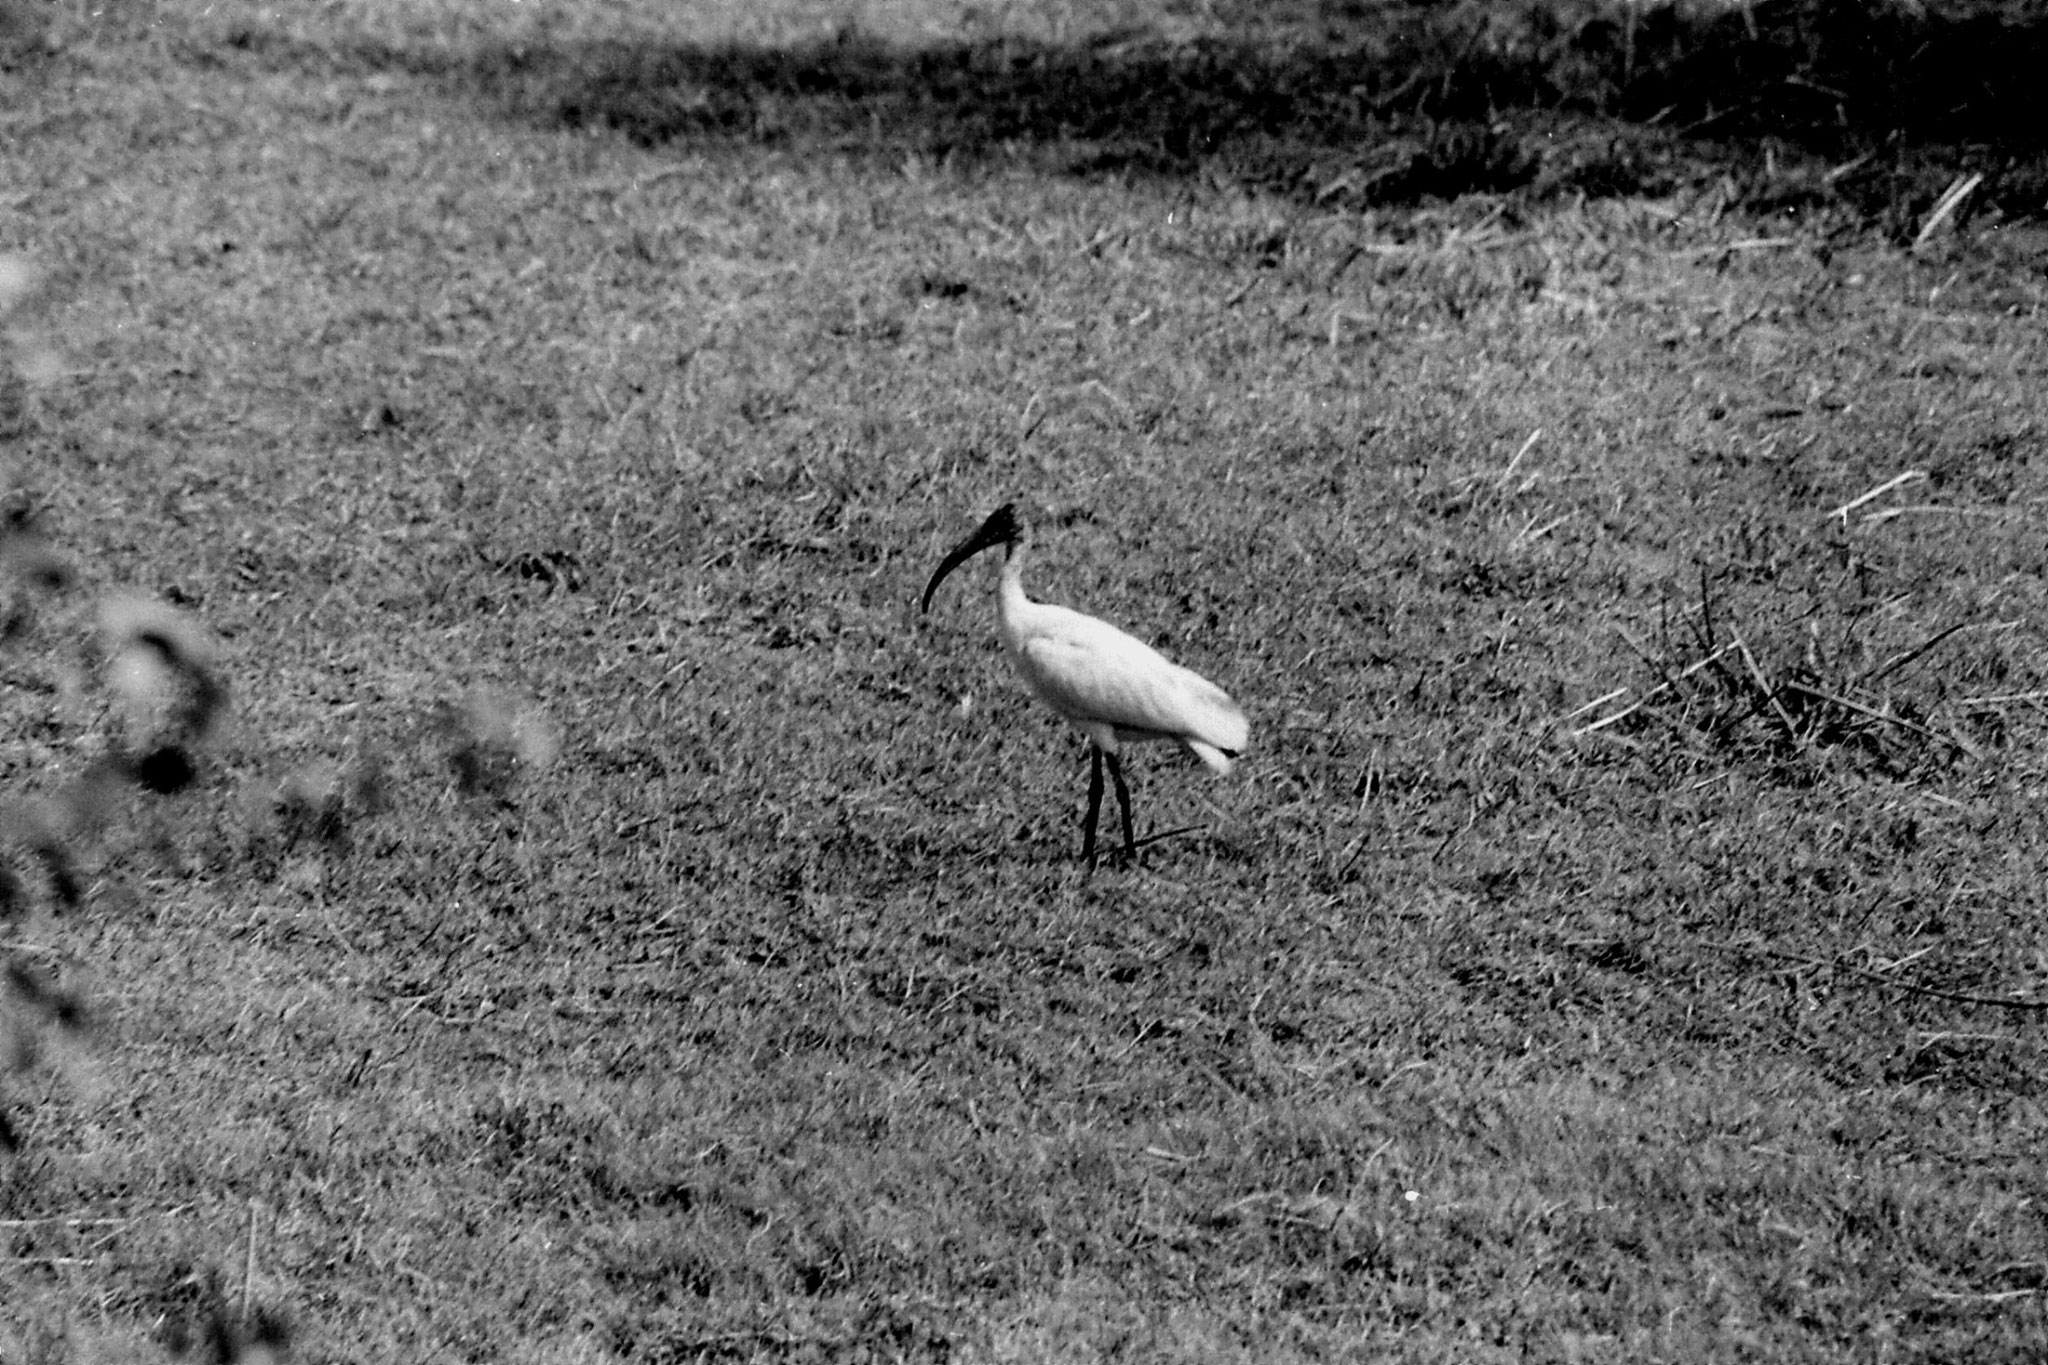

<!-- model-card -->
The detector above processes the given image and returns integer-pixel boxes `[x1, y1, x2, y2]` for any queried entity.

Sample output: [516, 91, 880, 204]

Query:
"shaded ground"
[167, 0, 2048, 229]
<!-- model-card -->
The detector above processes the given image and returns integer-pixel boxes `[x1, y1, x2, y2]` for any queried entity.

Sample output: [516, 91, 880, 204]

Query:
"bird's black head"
[921, 503, 1025, 613]
[979, 503, 1022, 544]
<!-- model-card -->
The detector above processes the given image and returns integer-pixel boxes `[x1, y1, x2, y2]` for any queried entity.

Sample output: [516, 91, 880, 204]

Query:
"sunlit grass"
[3, 0, 2046, 1360]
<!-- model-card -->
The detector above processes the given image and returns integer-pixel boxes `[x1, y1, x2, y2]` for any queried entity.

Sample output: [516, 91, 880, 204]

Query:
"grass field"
[4, 0, 2048, 1360]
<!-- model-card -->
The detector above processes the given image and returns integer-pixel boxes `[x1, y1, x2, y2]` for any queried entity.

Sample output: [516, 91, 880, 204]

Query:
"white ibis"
[920, 503, 1248, 867]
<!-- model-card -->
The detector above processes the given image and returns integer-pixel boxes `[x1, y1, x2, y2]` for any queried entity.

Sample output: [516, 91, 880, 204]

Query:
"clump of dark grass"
[475, 543, 585, 594]
[417, 0, 2048, 224]
[1566, 0, 2048, 153]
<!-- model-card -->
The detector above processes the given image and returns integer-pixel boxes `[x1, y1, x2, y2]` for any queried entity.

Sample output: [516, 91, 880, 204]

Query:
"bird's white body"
[991, 550, 1247, 774]
[922, 502, 1247, 866]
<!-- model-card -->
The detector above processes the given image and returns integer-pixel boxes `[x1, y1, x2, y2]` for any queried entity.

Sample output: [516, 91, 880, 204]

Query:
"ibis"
[920, 503, 1248, 867]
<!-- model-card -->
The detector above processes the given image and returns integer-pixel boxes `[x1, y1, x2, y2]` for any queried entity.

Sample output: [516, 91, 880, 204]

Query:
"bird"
[920, 503, 1248, 868]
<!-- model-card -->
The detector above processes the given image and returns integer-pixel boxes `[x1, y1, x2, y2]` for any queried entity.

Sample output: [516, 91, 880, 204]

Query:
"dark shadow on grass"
[244, 1, 2048, 221]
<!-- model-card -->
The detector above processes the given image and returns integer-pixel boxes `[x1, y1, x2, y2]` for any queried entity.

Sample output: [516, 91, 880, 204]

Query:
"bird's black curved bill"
[920, 507, 1019, 613]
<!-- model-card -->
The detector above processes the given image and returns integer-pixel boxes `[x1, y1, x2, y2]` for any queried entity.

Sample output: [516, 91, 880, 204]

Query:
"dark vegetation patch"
[337, 0, 2048, 223]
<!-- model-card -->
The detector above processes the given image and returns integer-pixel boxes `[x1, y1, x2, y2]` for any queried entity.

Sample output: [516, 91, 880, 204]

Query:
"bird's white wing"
[1011, 605, 1247, 761]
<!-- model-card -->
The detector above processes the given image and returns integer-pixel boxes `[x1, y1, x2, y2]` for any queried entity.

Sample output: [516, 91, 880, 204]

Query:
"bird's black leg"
[1082, 745, 1105, 870]
[1106, 751, 1137, 861]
